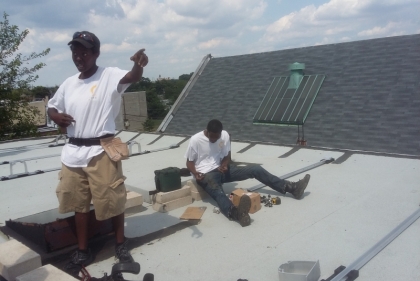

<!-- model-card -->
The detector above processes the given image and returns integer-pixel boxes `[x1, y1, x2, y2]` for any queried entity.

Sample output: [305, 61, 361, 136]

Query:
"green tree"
[153, 78, 189, 106]
[146, 88, 167, 119]
[126, 77, 152, 92]
[125, 73, 193, 120]
[0, 12, 50, 140]
[31, 85, 52, 100]
[142, 117, 154, 132]
[179, 72, 193, 81]
[164, 79, 188, 104]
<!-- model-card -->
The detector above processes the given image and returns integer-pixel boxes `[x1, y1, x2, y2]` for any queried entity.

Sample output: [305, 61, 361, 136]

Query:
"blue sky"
[2, 0, 419, 86]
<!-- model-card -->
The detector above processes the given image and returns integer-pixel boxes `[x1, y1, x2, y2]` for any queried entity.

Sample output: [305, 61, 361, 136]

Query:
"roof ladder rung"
[128, 141, 141, 155]
[10, 160, 29, 176]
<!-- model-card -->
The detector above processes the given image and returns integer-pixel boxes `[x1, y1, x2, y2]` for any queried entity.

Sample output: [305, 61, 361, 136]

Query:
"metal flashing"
[158, 54, 212, 132]
[330, 207, 420, 281]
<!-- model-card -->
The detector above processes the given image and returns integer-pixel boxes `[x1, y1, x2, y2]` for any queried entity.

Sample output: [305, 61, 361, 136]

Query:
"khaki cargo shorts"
[56, 152, 127, 221]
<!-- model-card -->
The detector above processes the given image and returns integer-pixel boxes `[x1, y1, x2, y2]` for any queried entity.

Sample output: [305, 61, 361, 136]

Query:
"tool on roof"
[247, 157, 335, 192]
[78, 261, 154, 281]
[149, 166, 191, 195]
[261, 195, 281, 207]
[271, 196, 281, 205]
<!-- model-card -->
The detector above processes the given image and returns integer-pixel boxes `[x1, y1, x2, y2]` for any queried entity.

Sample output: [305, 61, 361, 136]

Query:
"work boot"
[230, 195, 251, 227]
[115, 239, 134, 263]
[285, 174, 310, 199]
[65, 249, 93, 270]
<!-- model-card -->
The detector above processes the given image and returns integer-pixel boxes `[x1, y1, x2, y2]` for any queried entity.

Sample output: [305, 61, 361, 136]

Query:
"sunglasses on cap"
[72, 32, 94, 44]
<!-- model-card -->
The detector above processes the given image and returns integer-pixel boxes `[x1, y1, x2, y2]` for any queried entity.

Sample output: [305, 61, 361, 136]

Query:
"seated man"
[185, 119, 310, 227]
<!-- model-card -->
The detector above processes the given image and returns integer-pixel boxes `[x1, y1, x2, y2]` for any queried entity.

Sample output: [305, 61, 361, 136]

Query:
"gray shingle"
[164, 34, 420, 156]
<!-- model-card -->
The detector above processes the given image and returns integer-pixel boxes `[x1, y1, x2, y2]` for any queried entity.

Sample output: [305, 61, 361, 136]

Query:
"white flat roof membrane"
[0, 135, 419, 280]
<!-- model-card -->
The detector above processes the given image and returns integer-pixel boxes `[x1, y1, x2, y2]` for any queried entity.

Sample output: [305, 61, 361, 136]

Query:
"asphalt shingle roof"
[164, 34, 420, 156]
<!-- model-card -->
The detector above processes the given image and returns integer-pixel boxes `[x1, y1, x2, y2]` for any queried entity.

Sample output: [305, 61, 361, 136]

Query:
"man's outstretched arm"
[119, 48, 149, 84]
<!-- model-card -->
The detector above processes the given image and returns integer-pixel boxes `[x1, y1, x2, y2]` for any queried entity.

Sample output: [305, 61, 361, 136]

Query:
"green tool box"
[154, 167, 182, 192]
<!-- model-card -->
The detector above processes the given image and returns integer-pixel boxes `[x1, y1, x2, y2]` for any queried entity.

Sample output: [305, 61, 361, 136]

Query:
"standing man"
[48, 31, 148, 270]
[185, 119, 310, 227]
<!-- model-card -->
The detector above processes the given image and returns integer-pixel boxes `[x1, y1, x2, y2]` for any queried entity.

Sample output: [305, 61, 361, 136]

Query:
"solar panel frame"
[264, 77, 289, 120]
[253, 74, 325, 125]
[253, 77, 287, 120]
[298, 75, 325, 122]
[280, 76, 310, 122]
[288, 75, 314, 122]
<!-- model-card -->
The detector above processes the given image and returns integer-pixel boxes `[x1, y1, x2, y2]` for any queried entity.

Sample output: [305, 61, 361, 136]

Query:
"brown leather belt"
[68, 134, 114, 147]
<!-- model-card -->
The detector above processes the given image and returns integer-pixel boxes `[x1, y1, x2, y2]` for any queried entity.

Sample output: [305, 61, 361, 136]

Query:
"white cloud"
[263, 0, 420, 46]
[198, 37, 233, 50]
[164, 29, 198, 47]
[3, 0, 418, 86]
[40, 32, 70, 43]
[314, 0, 373, 19]
[47, 52, 69, 63]
[358, 22, 402, 37]
[249, 25, 266, 32]
[18, 29, 37, 53]
[102, 42, 134, 52]
[120, 0, 266, 30]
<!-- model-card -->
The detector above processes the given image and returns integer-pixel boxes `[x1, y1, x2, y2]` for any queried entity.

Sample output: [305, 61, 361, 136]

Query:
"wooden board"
[180, 207, 207, 220]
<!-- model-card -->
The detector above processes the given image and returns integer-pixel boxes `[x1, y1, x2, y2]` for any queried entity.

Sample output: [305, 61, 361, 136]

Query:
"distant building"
[156, 75, 172, 81]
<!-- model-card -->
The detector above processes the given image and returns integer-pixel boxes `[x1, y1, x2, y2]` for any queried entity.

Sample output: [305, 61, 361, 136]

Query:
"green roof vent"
[288, 62, 305, 89]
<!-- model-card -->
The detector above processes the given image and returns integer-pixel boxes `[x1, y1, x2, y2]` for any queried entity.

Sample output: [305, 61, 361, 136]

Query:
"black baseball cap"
[68, 31, 100, 53]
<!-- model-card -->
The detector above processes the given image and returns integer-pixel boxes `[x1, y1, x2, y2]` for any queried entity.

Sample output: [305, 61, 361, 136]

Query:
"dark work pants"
[196, 164, 286, 217]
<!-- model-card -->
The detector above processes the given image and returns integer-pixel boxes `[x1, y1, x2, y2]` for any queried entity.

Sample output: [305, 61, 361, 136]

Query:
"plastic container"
[278, 260, 320, 281]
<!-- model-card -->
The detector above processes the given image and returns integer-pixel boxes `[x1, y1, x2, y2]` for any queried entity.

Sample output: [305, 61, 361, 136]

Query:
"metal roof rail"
[128, 140, 141, 155]
[0, 167, 60, 181]
[157, 54, 213, 132]
[1, 154, 61, 181]
[0, 144, 181, 181]
[247, 157, 335, 192]
[130, 144, 179, 157]
[328, 207, 420, 281]
[48, 134, 67, 147]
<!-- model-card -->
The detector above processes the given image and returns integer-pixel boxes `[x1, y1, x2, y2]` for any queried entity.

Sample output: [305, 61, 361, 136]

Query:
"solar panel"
[253, 75, 325, 125]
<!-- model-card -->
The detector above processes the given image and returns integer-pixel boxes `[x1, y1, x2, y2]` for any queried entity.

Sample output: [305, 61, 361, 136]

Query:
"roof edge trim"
[157, 54, 213, 132]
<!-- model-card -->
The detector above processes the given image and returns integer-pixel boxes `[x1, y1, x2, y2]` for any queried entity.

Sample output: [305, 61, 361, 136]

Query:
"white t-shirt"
[184, 130, 231, 174]
[48, 66, 130, 167]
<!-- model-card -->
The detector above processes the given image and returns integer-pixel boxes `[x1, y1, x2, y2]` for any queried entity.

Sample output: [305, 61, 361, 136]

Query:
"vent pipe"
[288, 62, 305, 89]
